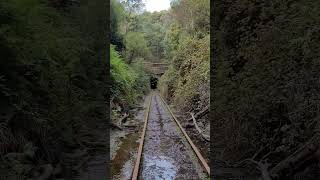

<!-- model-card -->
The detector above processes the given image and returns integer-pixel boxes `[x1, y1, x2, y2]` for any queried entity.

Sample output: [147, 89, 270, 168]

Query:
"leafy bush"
[213, 0, 320, 178]
[158, 65, 179, 102]
[158, 0, 210, 113]
[173, 35, 209, 110]
[160, 35, 209, 112]
[111, 45, 149, 107]
[131, 59, 150, 96]
[0, 0, 107, 177]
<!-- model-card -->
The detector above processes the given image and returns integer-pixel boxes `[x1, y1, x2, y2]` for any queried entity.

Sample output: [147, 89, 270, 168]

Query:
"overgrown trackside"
[0, 0, 107, 179]
[213, 0, 320, 179]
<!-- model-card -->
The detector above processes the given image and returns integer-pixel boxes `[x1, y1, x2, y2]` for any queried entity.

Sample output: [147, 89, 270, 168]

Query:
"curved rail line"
[131, 92, 210, 179]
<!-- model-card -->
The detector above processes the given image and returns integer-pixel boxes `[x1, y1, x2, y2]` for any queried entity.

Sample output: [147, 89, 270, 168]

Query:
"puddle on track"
[140, 94, 208, 180]
[143, 155, 177, 179]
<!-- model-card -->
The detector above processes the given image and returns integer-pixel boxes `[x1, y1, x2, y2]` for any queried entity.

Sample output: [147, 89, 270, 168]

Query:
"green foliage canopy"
[125, 32, 151, 63]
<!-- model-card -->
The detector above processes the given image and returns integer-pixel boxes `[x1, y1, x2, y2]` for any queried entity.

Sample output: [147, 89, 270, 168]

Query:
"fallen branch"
[36, 164, 53, 180]
[250, 160, 272, 180]
[81, 140, 106, 148]
[234, 146, 274, 180]
[270, 133, 320, 179]
[185, 123, 194, 128]
[232, 121, 320, 179]
[52, 164, 62, 176]
[269, 120, 320, 179]
[117, 113, 129, 126]
[63, 149, 87, 159]
[73, 156, 90, 171]
[234, 158, 271, 180]
[110, 122, 123, 130]
[123, 124, 137, 128]
[110, 97, 114, 109]
[190, 113, 210, 141]
[187, 106, 209, 122]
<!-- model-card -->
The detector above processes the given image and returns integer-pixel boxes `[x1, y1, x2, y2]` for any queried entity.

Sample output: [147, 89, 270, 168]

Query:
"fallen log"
[190, 113, 210, 141]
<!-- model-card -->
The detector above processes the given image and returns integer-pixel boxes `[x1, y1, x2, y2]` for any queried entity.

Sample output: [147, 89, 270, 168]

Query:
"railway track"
[131, 92, 210, 180]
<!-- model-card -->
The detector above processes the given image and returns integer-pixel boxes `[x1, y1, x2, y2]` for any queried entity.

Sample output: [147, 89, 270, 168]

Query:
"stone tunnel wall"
[143, 63, 168, 76]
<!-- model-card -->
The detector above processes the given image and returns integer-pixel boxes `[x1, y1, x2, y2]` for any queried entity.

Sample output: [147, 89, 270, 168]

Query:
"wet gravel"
[140, 94, 208, 180]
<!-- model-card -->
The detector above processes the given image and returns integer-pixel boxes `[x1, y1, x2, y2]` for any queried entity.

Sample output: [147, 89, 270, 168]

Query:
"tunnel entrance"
[150, 76, 158, 89]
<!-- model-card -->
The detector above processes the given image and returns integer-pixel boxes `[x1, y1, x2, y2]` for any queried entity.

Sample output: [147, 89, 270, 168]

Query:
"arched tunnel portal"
[142, 62, 167, 89]
[150, 73, 164, 89]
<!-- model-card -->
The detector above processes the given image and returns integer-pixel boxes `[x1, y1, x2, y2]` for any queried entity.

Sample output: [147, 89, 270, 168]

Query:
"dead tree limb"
[63, 149, 87, 159]
[110, 97, 114, 110]
[234, 158, 272, 180]
[190, 113, 210, 141]
[110, 122, 123, 130]
[110, 113, 129, 130]
[36, 164, 53, 180]
[270, 132, 320, 179]
[73, 156, 90, 170]
[187, 106, 209, 122]
[81, 140, 106, 148]
[251, 160, 272, 180]
[269, 120, 320, 179]
[117, 113, 129, 126]
[233, 121, 320, 179]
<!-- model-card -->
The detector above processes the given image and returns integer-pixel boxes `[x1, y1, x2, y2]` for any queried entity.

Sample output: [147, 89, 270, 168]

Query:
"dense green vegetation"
[110, 4, 210, 171]
[110, 0, 210, 117]
[159, 0, 210, 113]
[110, 0, 150, 122]
[110, 45, 148, 107]
[110, 2, 210, 179]
[0, 0, 106, 178]
[213, 0, 320, 179]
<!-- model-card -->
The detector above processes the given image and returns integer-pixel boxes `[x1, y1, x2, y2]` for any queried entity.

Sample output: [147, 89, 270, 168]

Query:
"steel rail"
[131, 94, 152, 180]
[159, 94, 211, 176]
[131, 93, 210, 179]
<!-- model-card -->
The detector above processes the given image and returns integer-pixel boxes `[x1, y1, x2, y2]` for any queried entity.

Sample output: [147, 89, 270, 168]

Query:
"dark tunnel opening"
[150, 76, 158, 89]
